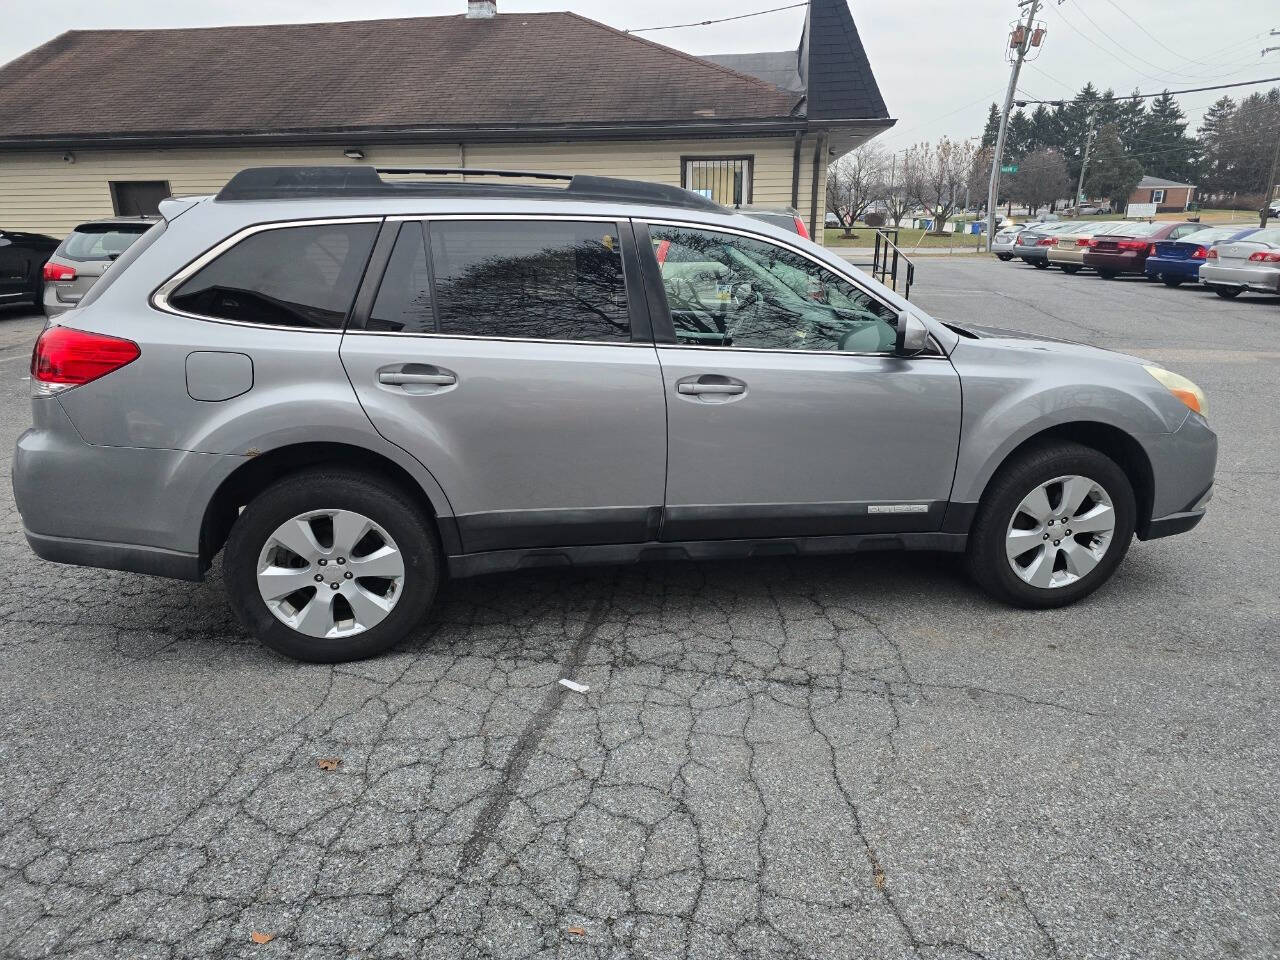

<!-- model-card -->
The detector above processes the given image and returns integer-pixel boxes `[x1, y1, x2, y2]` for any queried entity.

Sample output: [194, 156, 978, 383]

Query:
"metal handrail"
[872, 229, 916, 301]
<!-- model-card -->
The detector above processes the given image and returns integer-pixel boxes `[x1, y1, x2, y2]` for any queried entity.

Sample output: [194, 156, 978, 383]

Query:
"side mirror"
[895, 310, 928, 355]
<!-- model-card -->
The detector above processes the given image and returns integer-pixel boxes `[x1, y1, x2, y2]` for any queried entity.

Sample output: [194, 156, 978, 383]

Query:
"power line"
[1062, 0, 1206, 82]
[1015, 76, 1280, 106]
[626, 2, 807, 33]
[1095, 0, 1220, 67]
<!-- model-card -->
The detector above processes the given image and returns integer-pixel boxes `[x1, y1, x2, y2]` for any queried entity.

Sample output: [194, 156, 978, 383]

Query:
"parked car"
[0, 228, 58, 309]
[1013, 221, 1078, 268]
[991, 223, 1026, 260]
[41, 217, 157, 317]
[736, 205, 811, 238]
[13, 165, 1216, 661]
[1200, 226, 1280, 298]
[1144, 227, 1257, 287]
[1047, 221, 1129, 273]
[1259, 201, 1280, 220]
[1082, 221, 1203, 279]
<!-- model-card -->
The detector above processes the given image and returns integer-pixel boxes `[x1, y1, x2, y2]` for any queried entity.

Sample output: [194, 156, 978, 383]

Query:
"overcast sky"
[3, 0, 1276, 146]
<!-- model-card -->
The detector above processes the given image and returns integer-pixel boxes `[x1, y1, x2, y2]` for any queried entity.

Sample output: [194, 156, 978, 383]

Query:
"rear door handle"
[678, 381, 745, 396]
[379, 371, 456, 386]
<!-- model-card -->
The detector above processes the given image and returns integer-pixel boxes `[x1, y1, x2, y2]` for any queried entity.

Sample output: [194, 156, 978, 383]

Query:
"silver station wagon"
[14, 166, 1217, 661]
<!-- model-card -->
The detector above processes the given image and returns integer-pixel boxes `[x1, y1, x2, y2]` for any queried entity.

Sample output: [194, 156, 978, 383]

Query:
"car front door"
[340, 216, 667, 555]
[640, 221, 962, 541]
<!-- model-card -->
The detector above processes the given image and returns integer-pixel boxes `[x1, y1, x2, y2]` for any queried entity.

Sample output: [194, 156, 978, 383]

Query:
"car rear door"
[638, 220, 961, 541]
[340, 216, 667, 555]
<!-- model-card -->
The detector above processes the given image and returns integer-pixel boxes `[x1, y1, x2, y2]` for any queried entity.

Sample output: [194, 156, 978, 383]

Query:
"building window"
[682, 157, 753, 207]
[1151, 189, 1166, 204]
[109, 181, 171, 217]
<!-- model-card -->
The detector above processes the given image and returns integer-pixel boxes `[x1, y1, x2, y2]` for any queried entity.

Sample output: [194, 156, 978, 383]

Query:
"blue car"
[1145, 227, 1258, 286]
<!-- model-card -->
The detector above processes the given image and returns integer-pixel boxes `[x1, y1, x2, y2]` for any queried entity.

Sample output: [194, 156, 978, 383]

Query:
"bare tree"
[903, 137, 977, 234]
[1008, 148, 1071, 216]
[826, 143, 887, 233]
[876, 152, 911, 227]
[967, 146, 995, 212]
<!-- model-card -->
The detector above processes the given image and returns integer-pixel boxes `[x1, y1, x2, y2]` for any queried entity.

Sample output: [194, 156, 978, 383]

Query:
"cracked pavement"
[1, 259, 1277, 958]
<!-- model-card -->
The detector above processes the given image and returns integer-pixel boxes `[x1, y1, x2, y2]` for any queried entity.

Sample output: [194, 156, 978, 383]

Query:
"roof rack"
[215, 166, 723, 212]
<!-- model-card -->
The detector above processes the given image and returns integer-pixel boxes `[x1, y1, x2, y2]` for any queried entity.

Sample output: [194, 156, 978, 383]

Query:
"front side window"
[429, 220, 629, 342]
[168, 222, 378, 329]
[649, 225, 898, 353]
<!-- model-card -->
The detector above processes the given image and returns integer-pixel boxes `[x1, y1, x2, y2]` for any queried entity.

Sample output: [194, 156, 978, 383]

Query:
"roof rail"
[214, 165, 723, 212]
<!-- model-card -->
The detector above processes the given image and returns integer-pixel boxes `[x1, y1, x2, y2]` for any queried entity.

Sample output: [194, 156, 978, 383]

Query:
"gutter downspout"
[809, 133, 825, 236]
[791, 131, 803, 210]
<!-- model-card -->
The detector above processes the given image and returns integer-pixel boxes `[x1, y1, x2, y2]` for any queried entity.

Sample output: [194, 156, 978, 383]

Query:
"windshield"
[1111, 221, 1165, 238]
[1178, 227, 1243, 245]
[60, 223, 151, 262]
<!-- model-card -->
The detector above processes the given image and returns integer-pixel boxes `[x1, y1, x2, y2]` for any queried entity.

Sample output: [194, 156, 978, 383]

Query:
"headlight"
[1144, 365, 1207, 417]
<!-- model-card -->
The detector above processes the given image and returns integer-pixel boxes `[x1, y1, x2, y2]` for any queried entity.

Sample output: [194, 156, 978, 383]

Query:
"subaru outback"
[13, 166, 1217, 662]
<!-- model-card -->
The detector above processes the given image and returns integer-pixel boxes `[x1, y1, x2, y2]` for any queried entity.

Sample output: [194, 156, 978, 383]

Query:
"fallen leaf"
[566, 926, 587, 937]
[250, 931, 275, 944]
[317, 758, 340, 771]
[873, 869, 887, 890]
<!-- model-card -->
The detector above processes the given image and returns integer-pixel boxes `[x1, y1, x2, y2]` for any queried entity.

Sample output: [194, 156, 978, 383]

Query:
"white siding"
[0, 135, 829, 241]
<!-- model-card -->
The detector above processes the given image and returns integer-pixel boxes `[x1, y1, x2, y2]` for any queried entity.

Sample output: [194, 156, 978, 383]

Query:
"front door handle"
[678, 382, 745, 396]
[379, 371, 456, 386]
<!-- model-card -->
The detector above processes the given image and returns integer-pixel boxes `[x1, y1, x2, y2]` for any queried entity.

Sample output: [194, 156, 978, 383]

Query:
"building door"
[110, 181, 171, 216]
[641, 221, 961, 541]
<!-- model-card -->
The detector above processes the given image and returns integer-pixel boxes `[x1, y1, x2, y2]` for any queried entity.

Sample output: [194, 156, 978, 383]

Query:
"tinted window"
[429, 220, 629, 342]
[169, 222, 377, 329]
[61, 224, 151, 261]
[650, 225, 898, 353]
[369, 222, 434, 333]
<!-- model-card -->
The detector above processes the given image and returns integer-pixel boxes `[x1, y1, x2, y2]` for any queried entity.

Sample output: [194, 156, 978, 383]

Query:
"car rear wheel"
[1032, 260, 1049, 270]
[1162, 276, 1184, 287]
[966, 442, 1135, 608]
[997, 254, 1013, 261]
[1061, 265, 1081, 274]
[1213, 286, 1243, 299]
[224, 468, 441, 662]
[1098, 270, 1118, 280]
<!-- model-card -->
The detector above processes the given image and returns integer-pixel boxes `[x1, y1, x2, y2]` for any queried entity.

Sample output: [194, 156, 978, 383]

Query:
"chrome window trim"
[150, 216, 385, 332]
[641, 217, 946, 360]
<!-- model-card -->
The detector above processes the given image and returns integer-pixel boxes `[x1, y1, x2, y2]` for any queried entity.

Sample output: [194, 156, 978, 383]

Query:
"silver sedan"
[1200, 226, 1280, 299]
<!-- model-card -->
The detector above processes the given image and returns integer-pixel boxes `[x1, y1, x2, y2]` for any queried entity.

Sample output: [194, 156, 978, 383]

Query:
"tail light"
[1117, 240, 1148, 252]
[1148, 244, 1158, 256]
[1247, 251, 1280, 262]
[1037, 237, 1055, 246]
[1207, 248, 1218, 260]
[42, 261, 76, 282]
[30, 326, 140, 394]
[793, 216, 810, 240]
[1076, 237, 1091, 247]
[1190, 246, 1208, 260]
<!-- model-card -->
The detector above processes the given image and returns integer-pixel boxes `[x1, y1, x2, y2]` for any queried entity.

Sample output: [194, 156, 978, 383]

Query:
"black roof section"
[803, 0, 890, 121]
[215, 166, 725, 212]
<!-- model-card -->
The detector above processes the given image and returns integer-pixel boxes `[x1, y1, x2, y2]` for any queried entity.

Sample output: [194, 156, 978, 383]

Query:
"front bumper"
[1137, 412, 1217, 541]
[1199, 263, 1280, 293]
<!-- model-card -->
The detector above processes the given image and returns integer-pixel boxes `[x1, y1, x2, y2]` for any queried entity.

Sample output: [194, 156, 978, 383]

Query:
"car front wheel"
[224, 469, 441, 662]
[966, 442, 1135, 608]
[997, 254, 1013, 261]
[1213, 286, 1243, 299]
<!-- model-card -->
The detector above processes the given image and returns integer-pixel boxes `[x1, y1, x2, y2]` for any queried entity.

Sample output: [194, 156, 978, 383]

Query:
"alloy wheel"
[256, 509, 405, 638]
[1005, 475, 1116, 589]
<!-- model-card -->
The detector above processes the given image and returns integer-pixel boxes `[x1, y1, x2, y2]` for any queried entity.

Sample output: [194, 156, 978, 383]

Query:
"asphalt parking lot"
[0, 260, 1277, 959]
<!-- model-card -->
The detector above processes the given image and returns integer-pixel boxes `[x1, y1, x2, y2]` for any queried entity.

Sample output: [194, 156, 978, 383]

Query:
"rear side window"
[60, 224, 151, 261]
[428, 220, 629, 342]
[168, 222, 378, 329]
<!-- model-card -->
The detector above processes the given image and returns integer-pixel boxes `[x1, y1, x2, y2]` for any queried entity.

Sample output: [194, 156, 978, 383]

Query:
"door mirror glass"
[895, 310, 928, 355]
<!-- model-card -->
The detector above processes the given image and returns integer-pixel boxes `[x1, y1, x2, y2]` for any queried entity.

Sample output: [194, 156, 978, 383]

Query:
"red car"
[1083, 220, 1203, 279]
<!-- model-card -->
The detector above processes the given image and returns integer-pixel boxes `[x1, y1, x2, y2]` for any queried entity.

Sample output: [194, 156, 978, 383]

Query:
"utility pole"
[1261, 31, 1280, 228]
[1074, 119, 1096, 213]
[986, 0, 1044, 250]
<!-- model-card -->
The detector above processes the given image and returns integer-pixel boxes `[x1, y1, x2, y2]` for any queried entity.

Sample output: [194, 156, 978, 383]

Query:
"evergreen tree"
[1058, 83, 1104, 183]
[1028, 104, 1055, 153]
[1139, 91, 1197, 183]
[980, 103, 1002, 149]
[1007, 110, 1033, 159]
[1085, 124, 1144, 213]
[1115, 90, 1146, 154]
[1197, 96, 1237, 196]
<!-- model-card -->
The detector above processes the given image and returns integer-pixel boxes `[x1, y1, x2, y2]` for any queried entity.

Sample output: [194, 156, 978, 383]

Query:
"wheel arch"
[199, 441, 460, 572]
[955, 421, 1155, 537]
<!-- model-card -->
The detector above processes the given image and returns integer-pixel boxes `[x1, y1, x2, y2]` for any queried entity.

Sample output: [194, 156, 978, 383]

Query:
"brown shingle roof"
[0, 13, 803, 144]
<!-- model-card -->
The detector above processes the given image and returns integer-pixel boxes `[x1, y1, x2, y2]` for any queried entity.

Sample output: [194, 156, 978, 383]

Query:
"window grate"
[682, 157, 753, 208]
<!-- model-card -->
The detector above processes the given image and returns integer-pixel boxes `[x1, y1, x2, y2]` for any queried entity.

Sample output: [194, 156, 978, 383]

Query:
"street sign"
[1000, 164, 1019, 174]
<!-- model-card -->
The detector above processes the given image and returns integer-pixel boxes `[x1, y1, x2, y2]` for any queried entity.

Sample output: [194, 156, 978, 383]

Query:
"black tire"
[1098, 270, 1118, 280]
[1061, 265, 1081, 274]
[224, 468, 441, 662]
[1162, 276, 1184, 287]
[997, 254, 1013, 261]
[1032, 260, 1049, 270]
[1213, 286, 1243, 299]
[965, 442, 1136, 609]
